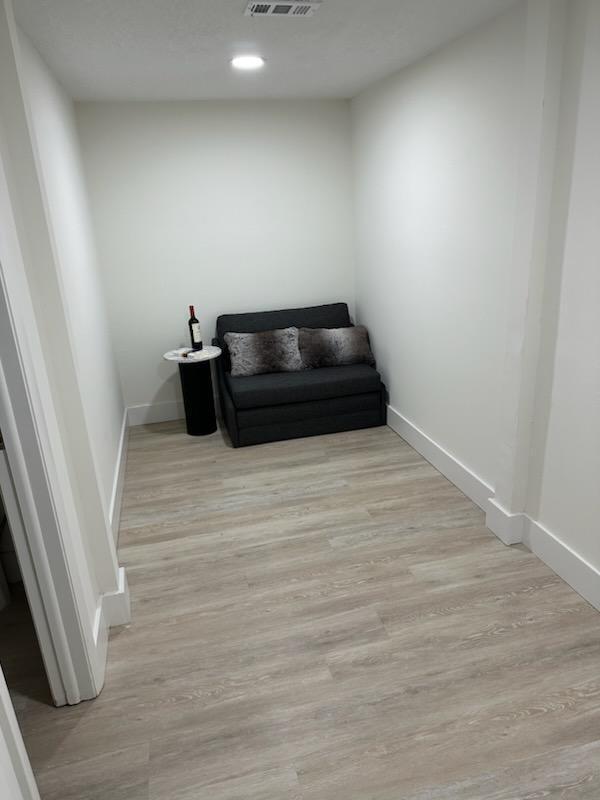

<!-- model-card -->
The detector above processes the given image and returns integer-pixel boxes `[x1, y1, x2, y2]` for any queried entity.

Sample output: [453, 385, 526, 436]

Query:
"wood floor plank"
[5, 422, 600, 799]
[403, 739, 600, 799]
[34, 743, 149, 800]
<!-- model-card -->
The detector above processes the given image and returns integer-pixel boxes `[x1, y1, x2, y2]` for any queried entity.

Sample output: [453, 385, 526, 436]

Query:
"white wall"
[75, 100, 356, 422]
[352, 0, 600, 609]
[528, 0, 600, 571]
[351, 3, 526, 489]
[19, 35, 125, 522]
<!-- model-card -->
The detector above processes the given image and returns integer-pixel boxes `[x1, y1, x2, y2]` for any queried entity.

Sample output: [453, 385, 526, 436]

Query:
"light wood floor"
[11, 422, 600, 798]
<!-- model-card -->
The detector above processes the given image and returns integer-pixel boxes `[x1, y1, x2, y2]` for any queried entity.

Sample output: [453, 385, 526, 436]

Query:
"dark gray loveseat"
[213, 303, 386, 447]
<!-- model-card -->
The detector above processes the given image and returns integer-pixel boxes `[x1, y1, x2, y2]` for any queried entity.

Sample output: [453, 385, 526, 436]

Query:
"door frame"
[0, 148, 97, 705]
[0, 393, 68, 707]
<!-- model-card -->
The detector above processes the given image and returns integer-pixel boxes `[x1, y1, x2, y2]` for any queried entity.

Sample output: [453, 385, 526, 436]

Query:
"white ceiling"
[15, 0, 517, 101]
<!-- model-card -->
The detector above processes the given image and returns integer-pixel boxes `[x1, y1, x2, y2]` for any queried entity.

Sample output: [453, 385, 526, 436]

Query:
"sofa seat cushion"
[226, 364, 383, 410]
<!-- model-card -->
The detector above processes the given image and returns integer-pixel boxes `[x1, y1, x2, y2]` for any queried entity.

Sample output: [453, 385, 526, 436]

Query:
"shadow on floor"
[0, 582, 53, 708]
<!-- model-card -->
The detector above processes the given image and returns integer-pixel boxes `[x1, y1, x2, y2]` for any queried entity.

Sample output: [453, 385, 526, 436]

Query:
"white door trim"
[0, 150, 97, 704]
[0, 267, 95, 704]
[0, 444, 67, 707]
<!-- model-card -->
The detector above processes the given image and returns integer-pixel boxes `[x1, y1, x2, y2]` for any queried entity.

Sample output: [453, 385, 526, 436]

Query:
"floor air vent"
[245, 2, 322, 17]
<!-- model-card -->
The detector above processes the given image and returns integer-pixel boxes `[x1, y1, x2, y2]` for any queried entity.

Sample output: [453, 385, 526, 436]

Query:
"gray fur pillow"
[224, 327, 304, 377]
[299, 326, 375, 369]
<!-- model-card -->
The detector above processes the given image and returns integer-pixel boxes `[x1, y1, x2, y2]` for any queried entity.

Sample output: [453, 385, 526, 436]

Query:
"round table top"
[163, 345, 221, 364]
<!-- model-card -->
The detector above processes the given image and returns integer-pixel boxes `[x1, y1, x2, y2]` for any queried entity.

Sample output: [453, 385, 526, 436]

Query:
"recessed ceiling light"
[231, 55, 265, 71]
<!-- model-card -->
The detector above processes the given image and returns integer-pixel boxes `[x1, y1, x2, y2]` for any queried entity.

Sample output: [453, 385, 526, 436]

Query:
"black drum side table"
[163, 346, 221, 436]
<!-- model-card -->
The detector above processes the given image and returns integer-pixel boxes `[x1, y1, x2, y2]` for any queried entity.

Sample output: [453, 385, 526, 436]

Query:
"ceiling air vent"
[245, 1, 322, 17]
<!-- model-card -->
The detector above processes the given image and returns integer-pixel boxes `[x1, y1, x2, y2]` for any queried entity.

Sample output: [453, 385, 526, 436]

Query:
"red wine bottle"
[188, 305, 203, 351]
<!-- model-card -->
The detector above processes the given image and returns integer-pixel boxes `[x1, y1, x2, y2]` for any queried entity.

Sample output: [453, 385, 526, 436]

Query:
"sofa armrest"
[212, 337, 239, 446]
[212, 337, 228, 400]
[212, 336, 225, 375]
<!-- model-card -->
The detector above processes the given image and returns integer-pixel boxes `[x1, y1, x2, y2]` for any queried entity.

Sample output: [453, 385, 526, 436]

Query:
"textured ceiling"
[15, 0, 518, 100]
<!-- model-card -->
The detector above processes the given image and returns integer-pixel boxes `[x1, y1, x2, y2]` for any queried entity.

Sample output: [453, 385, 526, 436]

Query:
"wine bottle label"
[191, 323, 202, 343]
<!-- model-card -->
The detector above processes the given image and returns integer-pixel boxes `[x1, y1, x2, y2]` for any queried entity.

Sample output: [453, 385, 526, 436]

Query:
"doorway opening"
[0, 429, 53, 711]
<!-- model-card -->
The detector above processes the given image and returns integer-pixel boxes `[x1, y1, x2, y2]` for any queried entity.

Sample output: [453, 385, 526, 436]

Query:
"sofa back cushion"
[299, 326, 375, 369]
[224, 328, 303, 377]
[217, 303, 351, 372]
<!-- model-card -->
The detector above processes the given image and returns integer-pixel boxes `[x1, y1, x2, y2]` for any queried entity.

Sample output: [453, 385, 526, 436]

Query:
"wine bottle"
[188, 305, 203, 351]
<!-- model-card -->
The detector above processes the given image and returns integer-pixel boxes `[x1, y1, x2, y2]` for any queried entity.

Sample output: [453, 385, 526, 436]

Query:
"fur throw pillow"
[225, 327, 304, 377]
[299, 326, 375, 369]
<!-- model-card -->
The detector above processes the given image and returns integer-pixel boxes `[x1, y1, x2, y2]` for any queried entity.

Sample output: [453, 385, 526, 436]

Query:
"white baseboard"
[91, 602, 109, 695]
[485, 497, 528, 545]
[91, 571, 130, 696]
[524, 518, 600, 612]
[102, 566, 131, 627]
[386, 405, 493, 511]
[108, 409, 128, 544]
[386, 405, 600, 614]
[127, 400, 184, 427]
[485, 500, 600, 611]
[93, 567, 130, 641]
